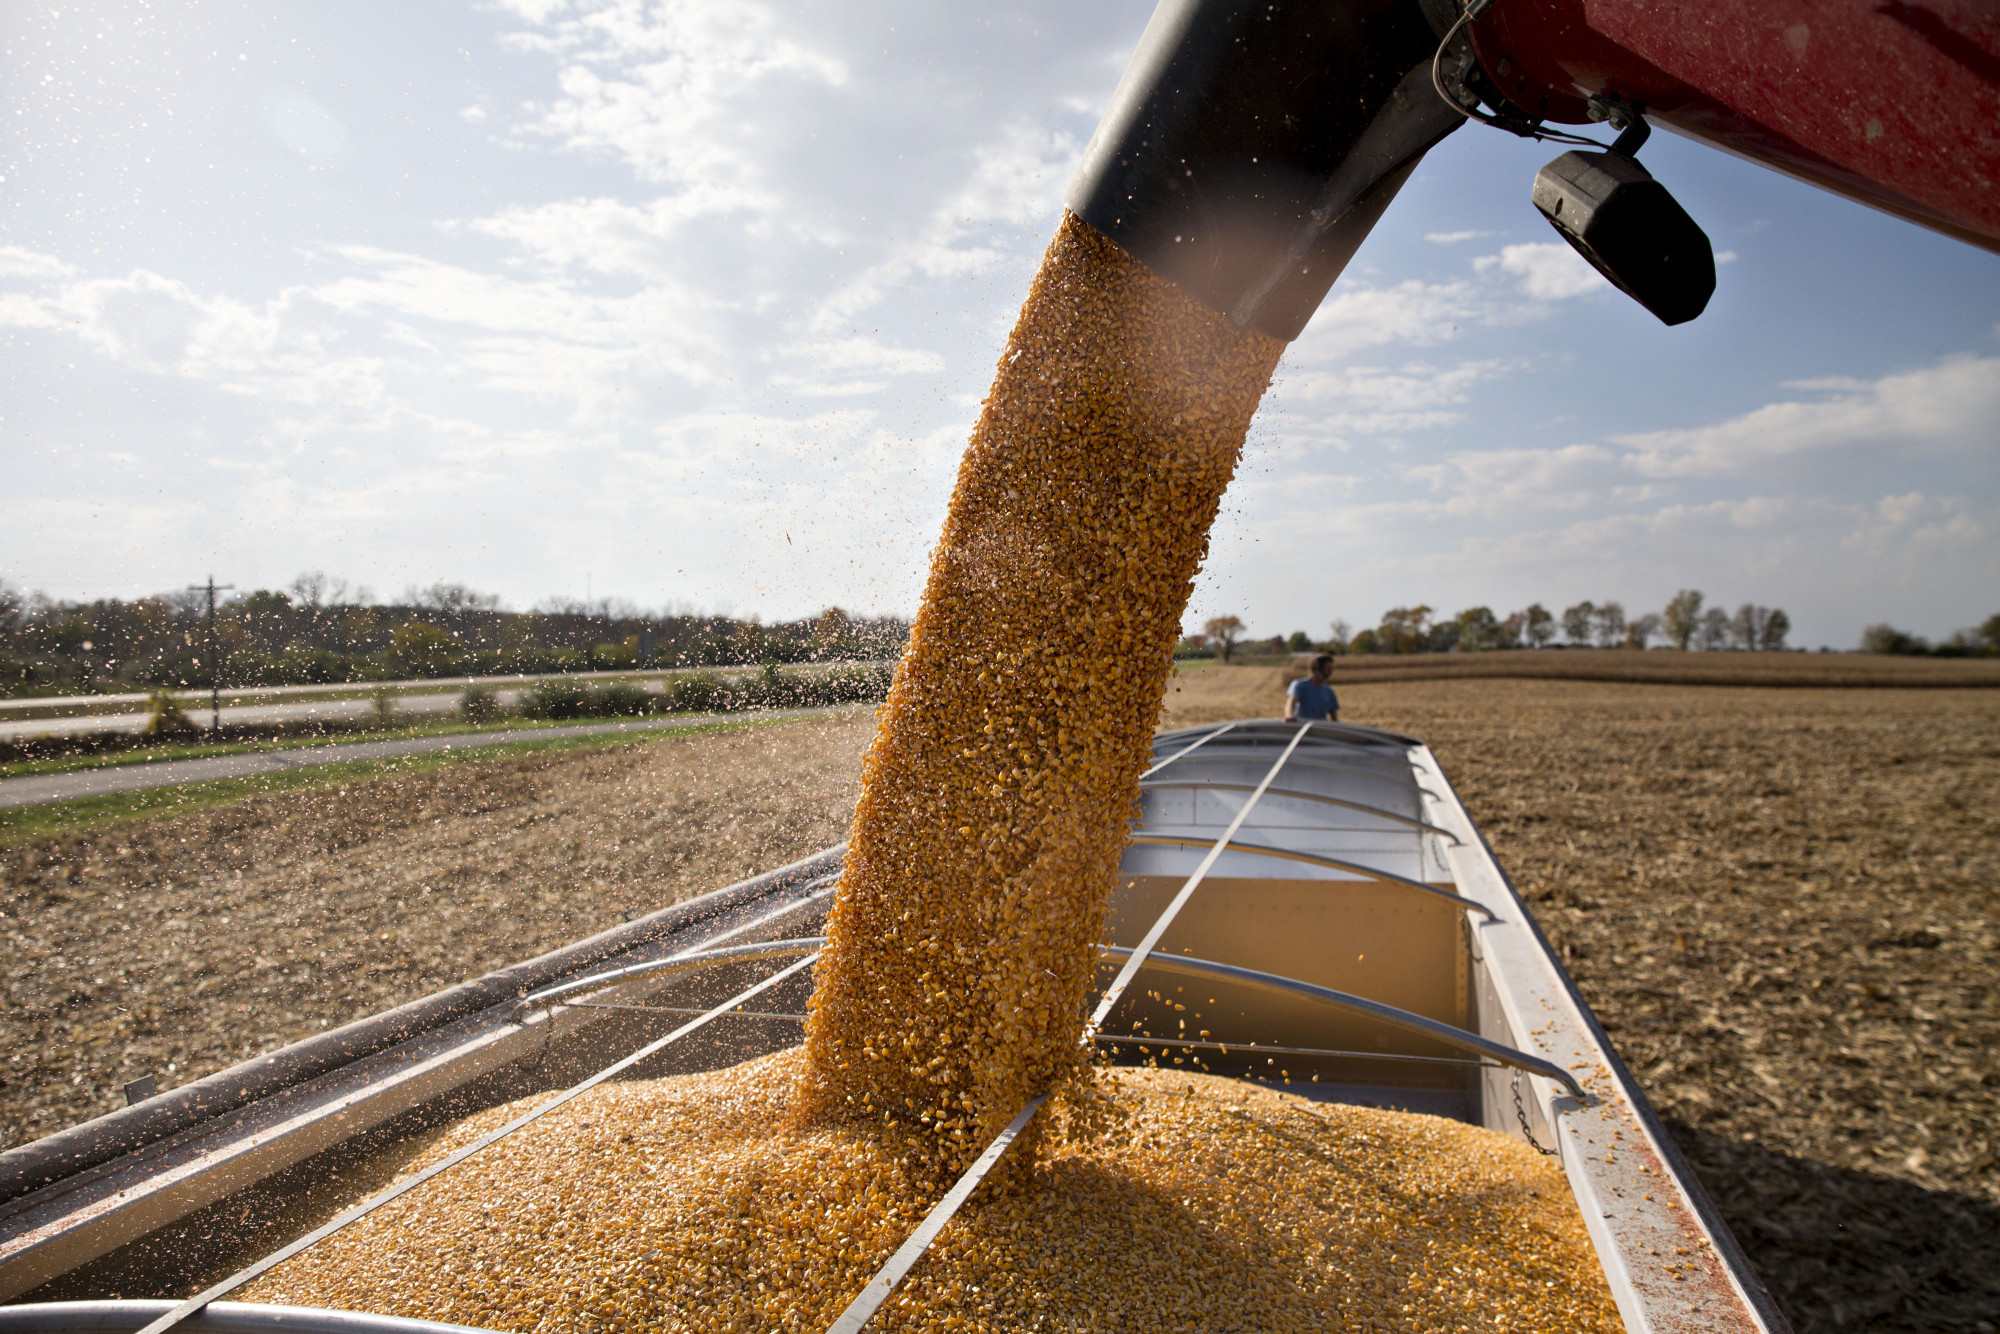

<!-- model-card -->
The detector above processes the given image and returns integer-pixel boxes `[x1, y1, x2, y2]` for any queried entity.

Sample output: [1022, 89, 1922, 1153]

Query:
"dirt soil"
[1, 712, 876, 1151]
[1165, 666, 2000, 1333]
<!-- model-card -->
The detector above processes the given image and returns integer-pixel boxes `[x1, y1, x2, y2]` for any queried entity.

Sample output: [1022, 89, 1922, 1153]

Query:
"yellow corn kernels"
[246, 1053, 1622, 1332]
[795, 212, 1284, 1162]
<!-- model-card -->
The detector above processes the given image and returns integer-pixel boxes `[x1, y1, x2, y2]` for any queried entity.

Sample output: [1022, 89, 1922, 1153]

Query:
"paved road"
[0, 711, 808, 810]
[0, 688, 487, 742]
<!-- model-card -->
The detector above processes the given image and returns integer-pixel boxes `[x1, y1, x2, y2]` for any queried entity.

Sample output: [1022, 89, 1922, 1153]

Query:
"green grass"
[0, 712, 827, 849]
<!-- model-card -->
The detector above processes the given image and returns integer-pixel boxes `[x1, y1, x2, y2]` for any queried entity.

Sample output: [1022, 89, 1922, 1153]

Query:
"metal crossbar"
[1124, 835, 1495, 919]
[567, 1002, 805, 1022]
[510, 877, 839, 1018]
[513, 937, 830, 1019]
[1098, 948, 1585, 1097]
[1182, 750, 1439, 798]
[1137, 720, 1236, 779]
[822, 1095, 1047, 1334]
[1218, 718, 1423, 748]
[132, 953, 821, 1334]
[1096, 1034, 1493, 1070]
[1092, 723, 1312, 1031]
[1135, 780, 1462, 842]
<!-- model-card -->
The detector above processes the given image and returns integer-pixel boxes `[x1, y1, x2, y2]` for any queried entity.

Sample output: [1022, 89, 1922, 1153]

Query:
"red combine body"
[1471, 0, 2000, 254]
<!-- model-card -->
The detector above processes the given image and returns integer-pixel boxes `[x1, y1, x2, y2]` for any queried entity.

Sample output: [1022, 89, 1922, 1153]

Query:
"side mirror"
[1532, 150, 1716, 326]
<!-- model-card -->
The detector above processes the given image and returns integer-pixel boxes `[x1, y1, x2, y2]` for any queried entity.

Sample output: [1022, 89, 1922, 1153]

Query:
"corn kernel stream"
[795, 212, 1285, 1161]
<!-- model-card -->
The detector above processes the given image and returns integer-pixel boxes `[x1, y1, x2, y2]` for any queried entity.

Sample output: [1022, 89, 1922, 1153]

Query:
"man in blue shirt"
[1285, 653, 1340, 722]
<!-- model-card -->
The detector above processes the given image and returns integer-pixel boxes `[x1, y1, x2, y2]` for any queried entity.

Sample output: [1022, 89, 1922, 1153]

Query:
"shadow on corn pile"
[1668, 1121, 2000, 1333]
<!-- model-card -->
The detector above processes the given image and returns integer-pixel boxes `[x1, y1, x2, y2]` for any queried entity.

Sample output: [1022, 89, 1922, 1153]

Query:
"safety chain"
[1513, 1069, 1560, 1156]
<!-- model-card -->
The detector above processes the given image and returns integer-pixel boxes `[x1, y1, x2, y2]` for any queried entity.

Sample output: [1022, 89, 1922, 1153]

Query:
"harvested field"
[8, 668, 1997, 1331]
[1, 711, 875, 1151]
[1165, 666, 2000, 1332]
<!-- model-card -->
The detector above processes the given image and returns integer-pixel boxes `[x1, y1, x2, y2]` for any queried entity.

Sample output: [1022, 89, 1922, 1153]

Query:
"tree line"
[1859, 615, 2000, 658]
[1186, 590, 1792, 659]
[0, 573, 908, 698]
[1190, 593, 2000, 661]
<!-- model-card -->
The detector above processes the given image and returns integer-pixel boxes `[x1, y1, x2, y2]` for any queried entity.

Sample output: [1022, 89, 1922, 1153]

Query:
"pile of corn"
[796, 212, 1285, 1164]
[246, 1052, 1623, 1332]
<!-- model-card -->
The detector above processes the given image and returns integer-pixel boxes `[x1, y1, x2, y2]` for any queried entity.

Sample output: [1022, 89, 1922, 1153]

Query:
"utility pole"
[186, 576, 235, 733]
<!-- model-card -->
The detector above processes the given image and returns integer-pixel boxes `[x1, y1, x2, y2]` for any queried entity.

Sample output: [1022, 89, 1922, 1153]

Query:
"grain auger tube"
[1069, 0, 1999, 332]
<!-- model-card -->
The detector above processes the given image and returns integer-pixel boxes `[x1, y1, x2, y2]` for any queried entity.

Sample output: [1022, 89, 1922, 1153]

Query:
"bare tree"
[1624, 612, 1662, 649]
[1522, 603, 1556, 648]
[1729, 603, 1762, 650]
[1455, 606, 1501, 652]
[1376, 605, 1432, 654]
[1327, 618, 1352, 653]
[1593, 601, 1626, 649]
[1204, 615, 1245, 662]
[0, 579, 22, 634]
[815, 606, 850, 646]
[289, 571, 331, 608]
[411, 582, 503, 614]
[1760, 608, 1791, 651]
[1662, 589, 1704, 650]
[1561, 600, 1596, 645]
[1696, 606, 1731, 651]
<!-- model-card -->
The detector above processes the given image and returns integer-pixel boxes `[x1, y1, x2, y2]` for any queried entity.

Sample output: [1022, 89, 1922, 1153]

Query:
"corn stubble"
[248, 1053, 1620, 1333]
[248, 214, 1622, 1327]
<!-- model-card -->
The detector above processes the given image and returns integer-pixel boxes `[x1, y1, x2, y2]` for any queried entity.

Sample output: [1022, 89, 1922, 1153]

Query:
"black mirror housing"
[1532, 150, 1716, 326]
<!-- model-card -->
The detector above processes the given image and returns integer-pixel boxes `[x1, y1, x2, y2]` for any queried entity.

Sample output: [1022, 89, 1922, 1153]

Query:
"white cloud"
[492, 0, 846, 217]
[1306, 357, 2000, 517]
[0, 246, 78, 281]
[1472, 242, 1602, 301]
[1289, 278, 1479, 361]
[1272, 359, 1515, 441]
[935, 118, 1081, 234]
[1616, 356, 2000, 478]
[1840, 491, 1991, 560]
[775, 336, 944, 376]
[1423, 230, 1492, 244]
[808, 115, 1086, 331]
[467, 196, 715, 277]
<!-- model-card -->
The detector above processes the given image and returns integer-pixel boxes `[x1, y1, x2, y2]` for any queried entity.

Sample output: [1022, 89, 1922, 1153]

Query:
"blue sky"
[3, 0, 1996, 649]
